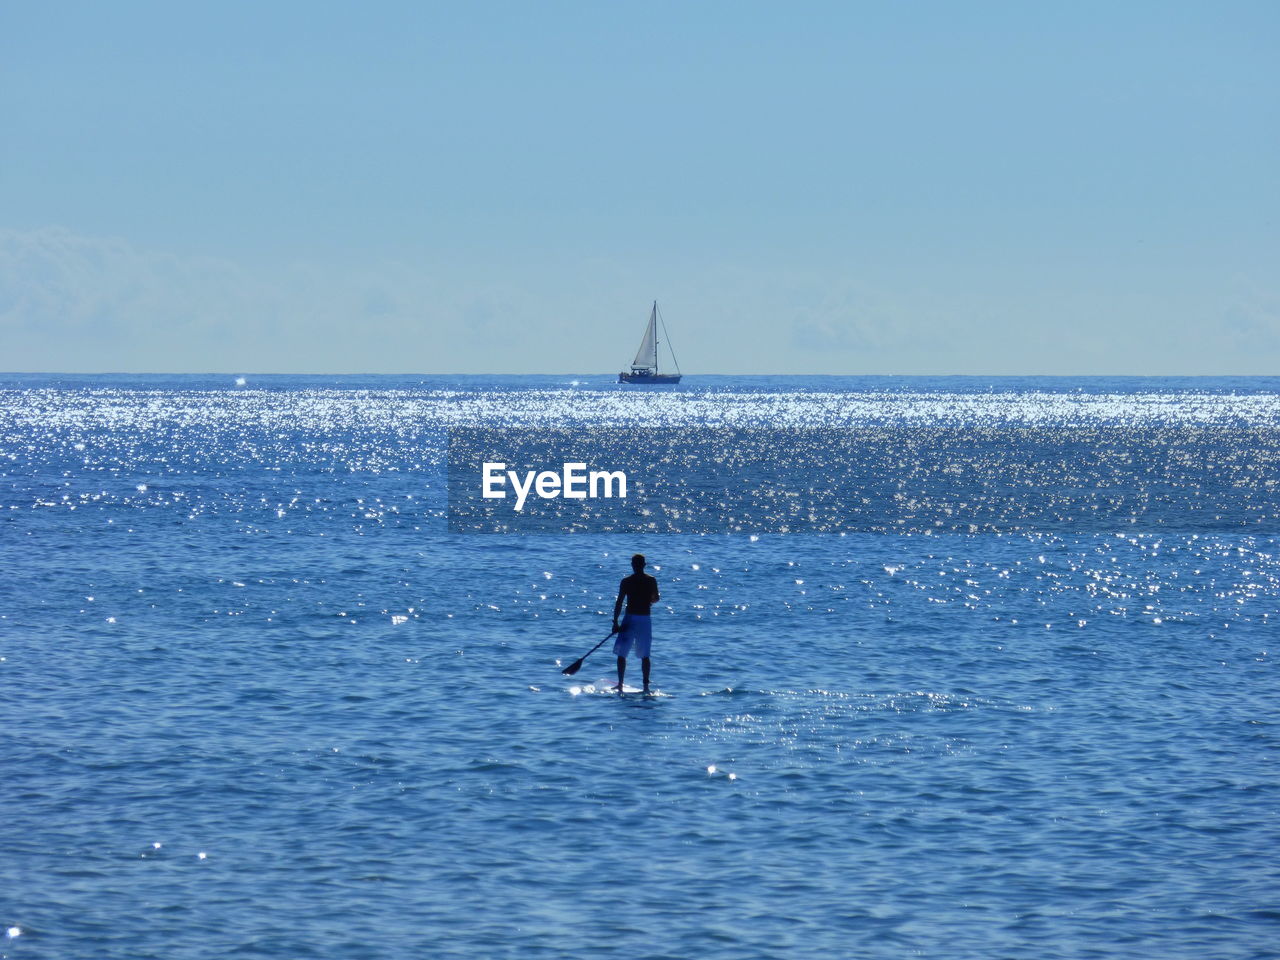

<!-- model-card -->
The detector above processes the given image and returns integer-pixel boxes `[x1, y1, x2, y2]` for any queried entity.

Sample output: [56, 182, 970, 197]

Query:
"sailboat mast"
[652, 301, 659, 373]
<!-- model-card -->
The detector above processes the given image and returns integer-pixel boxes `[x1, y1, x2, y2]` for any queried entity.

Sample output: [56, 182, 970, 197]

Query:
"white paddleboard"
[568, 678, 670, 697]
[580, 678, 642, 694]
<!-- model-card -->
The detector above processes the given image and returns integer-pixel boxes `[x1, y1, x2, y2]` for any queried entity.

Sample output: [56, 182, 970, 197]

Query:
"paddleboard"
[567, 678, 671, 698]
[577, 678, 643, 694]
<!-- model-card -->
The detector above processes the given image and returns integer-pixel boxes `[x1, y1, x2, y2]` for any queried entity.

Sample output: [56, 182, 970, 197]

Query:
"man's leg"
[641, 657, 651, 692]
[616, 656, 626, 692]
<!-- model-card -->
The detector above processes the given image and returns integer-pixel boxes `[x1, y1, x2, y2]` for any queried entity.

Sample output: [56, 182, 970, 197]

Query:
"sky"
[1, 1, 1277, 375]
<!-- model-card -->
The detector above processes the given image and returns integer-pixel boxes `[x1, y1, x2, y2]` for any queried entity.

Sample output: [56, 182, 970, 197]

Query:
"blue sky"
[2, 1, 1277, 374]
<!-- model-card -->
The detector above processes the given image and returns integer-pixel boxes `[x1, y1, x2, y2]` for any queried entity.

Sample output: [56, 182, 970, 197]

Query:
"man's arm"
[651, 575, 660, 603]
[612, 581, 625, 629]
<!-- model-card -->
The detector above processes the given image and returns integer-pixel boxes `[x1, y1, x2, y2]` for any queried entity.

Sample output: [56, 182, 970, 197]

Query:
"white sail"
[631, 303, 659, 370]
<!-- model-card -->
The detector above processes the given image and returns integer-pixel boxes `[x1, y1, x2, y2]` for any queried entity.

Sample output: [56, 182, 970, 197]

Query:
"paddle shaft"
[563, 628, 618, 675]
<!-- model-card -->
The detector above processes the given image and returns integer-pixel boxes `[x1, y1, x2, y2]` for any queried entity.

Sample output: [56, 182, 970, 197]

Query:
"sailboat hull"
[619, 372, 681, 384]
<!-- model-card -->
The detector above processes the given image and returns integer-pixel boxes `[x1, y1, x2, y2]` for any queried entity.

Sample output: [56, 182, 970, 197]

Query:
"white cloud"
[1223, 295, 1280, 350]
[0, 227, 549, 372]
[1, 226, 249, 333]
[789, 285, 952, 354]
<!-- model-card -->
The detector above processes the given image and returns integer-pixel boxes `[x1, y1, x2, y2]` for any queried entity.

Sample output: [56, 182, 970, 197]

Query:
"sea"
[1, 374, 1277, 960]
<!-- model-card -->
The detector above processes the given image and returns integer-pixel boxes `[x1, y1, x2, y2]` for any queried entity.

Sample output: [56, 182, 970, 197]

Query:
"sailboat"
[619, 301, 682, 384]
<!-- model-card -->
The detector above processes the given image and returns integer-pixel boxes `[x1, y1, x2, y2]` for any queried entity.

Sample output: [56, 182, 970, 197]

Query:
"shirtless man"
[612, 553, 660, 693]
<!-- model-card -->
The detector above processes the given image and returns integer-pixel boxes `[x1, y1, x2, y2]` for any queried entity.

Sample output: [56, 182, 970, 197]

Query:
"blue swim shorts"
[612, 614, 652, 659]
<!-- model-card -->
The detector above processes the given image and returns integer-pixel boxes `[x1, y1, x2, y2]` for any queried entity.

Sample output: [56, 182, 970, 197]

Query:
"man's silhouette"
[612, 553, 659, 693]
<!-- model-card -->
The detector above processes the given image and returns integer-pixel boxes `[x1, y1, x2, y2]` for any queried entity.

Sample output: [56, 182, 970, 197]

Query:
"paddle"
[561, 628, 618, 677]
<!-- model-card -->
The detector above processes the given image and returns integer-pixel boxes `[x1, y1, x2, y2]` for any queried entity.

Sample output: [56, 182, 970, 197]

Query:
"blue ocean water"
[1, 374, 1278, 959]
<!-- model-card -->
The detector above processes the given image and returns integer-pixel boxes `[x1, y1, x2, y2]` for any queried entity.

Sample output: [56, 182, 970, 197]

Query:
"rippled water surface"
[1, 375, 1278, 959]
